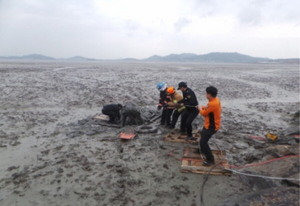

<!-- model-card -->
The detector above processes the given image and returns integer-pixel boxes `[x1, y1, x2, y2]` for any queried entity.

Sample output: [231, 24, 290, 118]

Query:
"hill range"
[0, 52, 298, 63]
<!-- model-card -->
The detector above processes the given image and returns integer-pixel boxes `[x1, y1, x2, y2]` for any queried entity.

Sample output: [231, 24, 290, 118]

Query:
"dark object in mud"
[121, 102, 144, 126]
[135, 125, 158, 134]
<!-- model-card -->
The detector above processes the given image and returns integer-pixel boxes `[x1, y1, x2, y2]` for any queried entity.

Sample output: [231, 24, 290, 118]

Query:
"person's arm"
[199, 103, 215, 116]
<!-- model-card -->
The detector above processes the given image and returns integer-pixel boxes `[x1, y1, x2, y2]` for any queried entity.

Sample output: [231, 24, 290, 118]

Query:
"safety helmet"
[156, 82, 167, 91]
[166, 86, 175, 94]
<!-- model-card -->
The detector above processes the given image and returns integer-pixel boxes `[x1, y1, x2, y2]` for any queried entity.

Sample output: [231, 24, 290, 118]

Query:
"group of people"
[101, 82, 222, 166]
[157, 81, 221, 166]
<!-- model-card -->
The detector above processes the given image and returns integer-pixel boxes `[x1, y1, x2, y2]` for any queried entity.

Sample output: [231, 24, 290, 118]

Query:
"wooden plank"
[95, 122, 122, 128]
[93, 114, 109, 121]
[92, 114, 122, 128]
[164, 130, 200, 144]
[181, 147, 232, 176]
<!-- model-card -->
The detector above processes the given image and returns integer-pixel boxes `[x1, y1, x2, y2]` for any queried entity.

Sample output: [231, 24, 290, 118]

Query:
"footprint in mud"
[10, 140, 21, 146]
[53, 145, 64, 151]
[155, 191, 173, 198]
[163, 164, 169, 169]
[7, 166, 19, 171]
[171, 185, 190, 196]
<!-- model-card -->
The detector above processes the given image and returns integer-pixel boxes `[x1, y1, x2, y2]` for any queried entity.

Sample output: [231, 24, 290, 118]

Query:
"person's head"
[177, 81, 187, 92]
[156, 82, 167, 91]
[166, 86, 175, 95]
[118, 104, 123, 110]
[206, 86, 218, 100]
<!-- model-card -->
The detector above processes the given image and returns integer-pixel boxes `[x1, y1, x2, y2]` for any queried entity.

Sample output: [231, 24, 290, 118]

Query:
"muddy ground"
[0, 61, 299, 206]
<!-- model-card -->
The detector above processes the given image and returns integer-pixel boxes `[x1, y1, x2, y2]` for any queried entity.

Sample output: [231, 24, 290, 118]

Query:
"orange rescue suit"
[199, 97, 222, 131]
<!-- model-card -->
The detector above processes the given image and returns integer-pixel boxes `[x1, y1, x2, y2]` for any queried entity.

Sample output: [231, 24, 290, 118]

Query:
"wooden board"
[93, 114, 109, 121]
[119, 132, 136, 140]
[92, 114, 122, 128]
[164, 130, 200, 144]
[181, 147, 231, 176]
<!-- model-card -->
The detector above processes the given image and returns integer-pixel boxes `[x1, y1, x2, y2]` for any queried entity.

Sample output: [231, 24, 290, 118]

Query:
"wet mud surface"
[0, 61, 299, 206]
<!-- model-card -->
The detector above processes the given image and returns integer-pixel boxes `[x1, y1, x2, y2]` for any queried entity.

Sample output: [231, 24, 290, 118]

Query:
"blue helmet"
[156, 82, 167, 91]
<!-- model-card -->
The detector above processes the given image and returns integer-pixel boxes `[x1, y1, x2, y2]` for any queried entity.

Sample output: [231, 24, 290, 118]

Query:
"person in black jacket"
[102, 104, 123, 124]
[177, 82, 199, 140]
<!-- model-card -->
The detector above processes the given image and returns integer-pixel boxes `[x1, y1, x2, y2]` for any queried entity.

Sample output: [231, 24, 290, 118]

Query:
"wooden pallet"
[181, 147, 231, 176]
[164, 130, 200, 144]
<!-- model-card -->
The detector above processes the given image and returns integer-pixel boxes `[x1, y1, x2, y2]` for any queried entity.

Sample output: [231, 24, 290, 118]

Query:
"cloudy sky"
[0, 0, 299, 59]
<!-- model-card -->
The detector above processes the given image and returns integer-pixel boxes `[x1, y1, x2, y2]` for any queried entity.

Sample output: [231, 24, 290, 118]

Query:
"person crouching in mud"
[102, 104, 123, 124]
[198, 86, 222, 166]
[121, 102, 144, 127]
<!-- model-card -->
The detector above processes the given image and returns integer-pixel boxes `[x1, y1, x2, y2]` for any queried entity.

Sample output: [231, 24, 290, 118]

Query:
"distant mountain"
[146, 55, 164, 61]
[0, 52, 298, 63]
[65, 56, 96, 61]
[0, 54, 54, 60]
[144, 52, 270, 63]
[120, 58, 139, 61]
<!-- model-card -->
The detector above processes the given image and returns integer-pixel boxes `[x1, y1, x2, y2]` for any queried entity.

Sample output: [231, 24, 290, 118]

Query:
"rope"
[225, 154, 300, 169]
[200, 164, 218, 206]
[166, 144, 300, 206]
[166, 148, 182, 161]
[167, 150, 300, 171]
[224, 168, 300, 181]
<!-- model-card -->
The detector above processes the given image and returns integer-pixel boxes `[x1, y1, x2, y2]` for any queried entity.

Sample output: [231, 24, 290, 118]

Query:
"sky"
[0, 0, 299, 59]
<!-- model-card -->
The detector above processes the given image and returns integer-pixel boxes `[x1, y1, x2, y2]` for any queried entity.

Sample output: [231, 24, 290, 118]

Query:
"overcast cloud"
[0, 0, 299, 59]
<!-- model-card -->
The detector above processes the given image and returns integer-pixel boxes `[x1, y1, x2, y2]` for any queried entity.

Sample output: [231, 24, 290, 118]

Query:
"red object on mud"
[119, 132, 136, 140]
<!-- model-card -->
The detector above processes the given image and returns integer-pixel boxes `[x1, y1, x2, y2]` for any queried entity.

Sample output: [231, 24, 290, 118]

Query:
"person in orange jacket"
[198, 86, 222, 166]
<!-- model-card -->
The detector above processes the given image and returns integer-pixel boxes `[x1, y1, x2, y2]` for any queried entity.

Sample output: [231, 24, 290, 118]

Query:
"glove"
[178, 106, 186, 112]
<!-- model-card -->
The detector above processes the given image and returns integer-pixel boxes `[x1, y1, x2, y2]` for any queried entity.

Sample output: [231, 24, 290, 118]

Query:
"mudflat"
[0, 61, 299, 206]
